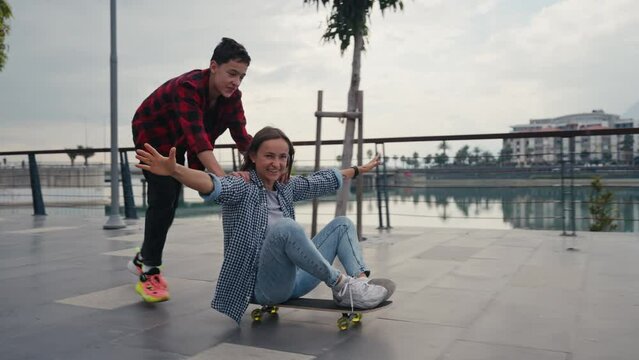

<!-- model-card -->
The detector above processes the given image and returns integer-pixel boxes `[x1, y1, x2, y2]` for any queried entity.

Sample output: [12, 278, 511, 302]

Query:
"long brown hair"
[241, 126, 295, 178]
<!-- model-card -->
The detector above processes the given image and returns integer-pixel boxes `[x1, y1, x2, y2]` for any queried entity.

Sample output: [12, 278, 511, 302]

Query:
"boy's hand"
[228, 171, 250, 182]
[135, 143, 177, 176]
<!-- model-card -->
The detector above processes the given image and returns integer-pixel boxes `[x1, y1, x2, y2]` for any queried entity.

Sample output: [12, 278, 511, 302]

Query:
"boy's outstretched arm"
[135, 143, 214, 194]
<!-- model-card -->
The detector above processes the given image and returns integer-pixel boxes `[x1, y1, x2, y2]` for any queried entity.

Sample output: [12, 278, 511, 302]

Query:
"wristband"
[351, 166, 359, 179]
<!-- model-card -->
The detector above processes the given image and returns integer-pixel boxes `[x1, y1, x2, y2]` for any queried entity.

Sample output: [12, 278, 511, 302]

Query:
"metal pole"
[28, 154, 46, 216]
[382, 143, 391, 228]
[569, 137, 576, 236]
[375, 143, 384, 228]
[120, 151, 138, 219]
[356, 91, 364, 240]
[104, 0, 125, 229]
[311, 90, 323, 237]
[231, 148, 237, 172]
[560, 138, 566, 235]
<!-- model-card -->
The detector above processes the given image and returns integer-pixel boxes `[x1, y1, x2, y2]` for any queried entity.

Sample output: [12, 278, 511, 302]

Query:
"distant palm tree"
[78, 145, 95, 166]
[0, 0, 12, 72]
[438, 141, 449, 156]
[472, 146, 481, 165]
[66, 149, 78, 166]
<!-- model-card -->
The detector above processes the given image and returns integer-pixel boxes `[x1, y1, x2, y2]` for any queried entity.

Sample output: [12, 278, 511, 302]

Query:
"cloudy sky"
[1, 0, 638, 164]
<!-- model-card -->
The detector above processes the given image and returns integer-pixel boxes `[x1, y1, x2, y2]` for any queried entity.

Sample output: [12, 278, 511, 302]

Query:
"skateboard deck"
[250, 298, 393, 331]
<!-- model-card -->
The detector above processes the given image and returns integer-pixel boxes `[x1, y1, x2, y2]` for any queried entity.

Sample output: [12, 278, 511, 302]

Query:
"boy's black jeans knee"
[141, 170, 182, 267]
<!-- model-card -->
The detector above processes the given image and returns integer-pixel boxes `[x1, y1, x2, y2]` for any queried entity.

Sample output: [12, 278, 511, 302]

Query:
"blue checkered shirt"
[201, 168, 343, 323]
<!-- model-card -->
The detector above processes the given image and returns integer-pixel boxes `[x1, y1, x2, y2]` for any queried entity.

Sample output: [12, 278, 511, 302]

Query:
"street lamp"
[104, 0, 125, 229]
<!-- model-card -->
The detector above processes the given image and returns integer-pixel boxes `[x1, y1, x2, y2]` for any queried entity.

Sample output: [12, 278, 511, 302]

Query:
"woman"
[135, 126, 394, 324]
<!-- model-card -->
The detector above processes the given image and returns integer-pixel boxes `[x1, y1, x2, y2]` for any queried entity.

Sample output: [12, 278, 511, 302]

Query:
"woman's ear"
[248, 151, 257, 164]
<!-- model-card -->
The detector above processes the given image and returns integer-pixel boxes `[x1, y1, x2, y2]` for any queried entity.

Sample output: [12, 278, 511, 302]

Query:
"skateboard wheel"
[351, 313, 362, 323]
[269, 306, 279, 314]
[251, 308, 262, 321]
[337, 317, 349, 331]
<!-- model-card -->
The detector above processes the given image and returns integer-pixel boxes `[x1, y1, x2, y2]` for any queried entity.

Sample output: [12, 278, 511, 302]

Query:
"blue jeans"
[253, 216, 369, 305]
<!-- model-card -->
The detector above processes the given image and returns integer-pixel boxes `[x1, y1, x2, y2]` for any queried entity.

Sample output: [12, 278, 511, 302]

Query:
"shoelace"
[337, 278, 356, 313]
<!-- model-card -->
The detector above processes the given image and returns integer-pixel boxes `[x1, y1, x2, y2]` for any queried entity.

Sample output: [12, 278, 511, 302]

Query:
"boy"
[129, 37, 253, 303]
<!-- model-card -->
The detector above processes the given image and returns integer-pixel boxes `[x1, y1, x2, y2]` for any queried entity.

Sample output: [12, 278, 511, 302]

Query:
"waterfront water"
[2, 185, 638, 232]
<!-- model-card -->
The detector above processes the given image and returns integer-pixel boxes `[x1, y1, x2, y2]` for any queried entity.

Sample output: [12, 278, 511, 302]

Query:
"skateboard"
[250, 298, 393, 331]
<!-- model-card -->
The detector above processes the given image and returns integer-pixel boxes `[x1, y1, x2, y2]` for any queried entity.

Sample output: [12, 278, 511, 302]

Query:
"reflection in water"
[363, 186, 639, 232]
[2, 185, 637, 232]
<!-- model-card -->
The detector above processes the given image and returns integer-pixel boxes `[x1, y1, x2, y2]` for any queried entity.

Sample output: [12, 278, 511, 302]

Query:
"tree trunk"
[334, 33, 363, 217]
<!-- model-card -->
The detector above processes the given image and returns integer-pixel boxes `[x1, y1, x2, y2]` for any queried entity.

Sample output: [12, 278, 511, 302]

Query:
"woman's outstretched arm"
[340, 154, 381, 179]
[135, 143, 215, 194]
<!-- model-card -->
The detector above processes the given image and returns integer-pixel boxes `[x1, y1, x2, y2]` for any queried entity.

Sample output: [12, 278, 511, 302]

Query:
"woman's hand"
[360, 154, 381, 174]
[135, 143, 177, 176]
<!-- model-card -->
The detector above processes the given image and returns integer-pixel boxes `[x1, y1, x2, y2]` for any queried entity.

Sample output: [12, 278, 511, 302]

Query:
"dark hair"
[241, 127, 295, 178]
[210, 37, 251, 65]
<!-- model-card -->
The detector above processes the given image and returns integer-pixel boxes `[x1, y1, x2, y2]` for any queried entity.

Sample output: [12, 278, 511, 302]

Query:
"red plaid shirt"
[132, 68, 252, 170]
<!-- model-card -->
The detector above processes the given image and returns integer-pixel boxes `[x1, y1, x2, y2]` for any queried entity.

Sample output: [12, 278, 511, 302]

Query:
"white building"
[505, 110, 638, 166]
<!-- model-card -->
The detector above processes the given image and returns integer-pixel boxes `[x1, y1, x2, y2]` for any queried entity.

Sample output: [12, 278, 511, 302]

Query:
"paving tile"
[55, 277, 213, 310]
[385, 287, 494, 327]
[189, 343, 314, 360]
[314, 318, 463, 360]
[433, 258, 520, 292]
[442, 340, 567, 360]
[461, 287, 581, 352]
[418, 245, 482, 262]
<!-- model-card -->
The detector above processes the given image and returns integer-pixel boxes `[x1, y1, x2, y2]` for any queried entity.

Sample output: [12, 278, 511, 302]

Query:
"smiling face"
[209, 59, 248, 98]
[249, 138, 290, 190]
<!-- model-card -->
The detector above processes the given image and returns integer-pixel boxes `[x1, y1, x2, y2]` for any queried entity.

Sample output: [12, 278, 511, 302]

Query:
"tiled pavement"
[1, 214, 638, 359]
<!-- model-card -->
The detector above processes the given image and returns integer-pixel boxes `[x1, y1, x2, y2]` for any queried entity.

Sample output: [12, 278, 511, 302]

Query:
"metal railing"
[1, 127, 638, 234]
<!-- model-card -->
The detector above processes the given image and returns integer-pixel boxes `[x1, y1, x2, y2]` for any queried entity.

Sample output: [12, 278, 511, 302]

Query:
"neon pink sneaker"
[135, 268, 170, 303]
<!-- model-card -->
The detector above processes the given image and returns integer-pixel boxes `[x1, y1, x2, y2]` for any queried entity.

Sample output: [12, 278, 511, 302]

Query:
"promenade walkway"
[1, 213, 638, 359]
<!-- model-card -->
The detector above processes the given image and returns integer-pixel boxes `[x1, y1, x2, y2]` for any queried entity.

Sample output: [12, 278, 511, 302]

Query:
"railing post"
[28, 153, 46, 216]
[311, 90, 323, 238]
[141, 178, 147, 208]
[382, 143, 391, 229]
[568, 136, 576, 236]
[560, 138, 566, 235]
[231, 148, 238, 172]
[375, 143, 384, 229]
[120, 151, 138, 220]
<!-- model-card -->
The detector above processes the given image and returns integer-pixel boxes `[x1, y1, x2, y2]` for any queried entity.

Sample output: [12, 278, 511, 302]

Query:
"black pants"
[141, 170, 183, 267]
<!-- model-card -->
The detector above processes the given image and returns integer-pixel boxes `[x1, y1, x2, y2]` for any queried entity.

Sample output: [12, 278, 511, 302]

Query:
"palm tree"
[472, 146, 481, 165]
[423, 154, 432, 168]
[438, 141, 449, 156]
[412, 152, 419, 169]
[454, 145, 470, 165]
[305, 0, 404, 216]
[78, 145, 95, 166]
[0, 0, 12, 72]
[66, 149, 78, 167]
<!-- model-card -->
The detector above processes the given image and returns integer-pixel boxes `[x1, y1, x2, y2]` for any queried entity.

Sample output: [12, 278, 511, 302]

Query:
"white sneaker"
[366, 278, 396, 300]
[332, 275, 388, 310]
